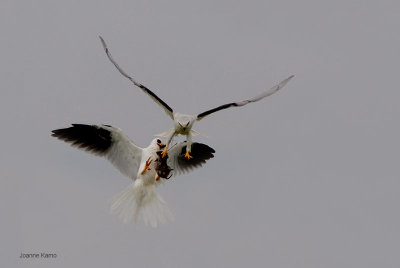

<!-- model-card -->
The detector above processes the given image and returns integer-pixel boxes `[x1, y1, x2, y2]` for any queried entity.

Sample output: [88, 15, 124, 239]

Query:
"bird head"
[151, 138, 166, 150]
[177, 121, 191, 132]
[174, 114, 195, 134]
[156, 138, 166, 149]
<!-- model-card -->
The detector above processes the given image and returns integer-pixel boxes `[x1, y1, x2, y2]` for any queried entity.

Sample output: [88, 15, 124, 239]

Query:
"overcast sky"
[2, 0, 400, 267]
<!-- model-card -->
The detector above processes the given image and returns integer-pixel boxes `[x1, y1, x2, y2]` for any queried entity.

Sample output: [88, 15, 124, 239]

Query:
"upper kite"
[99, 36, 294, 159]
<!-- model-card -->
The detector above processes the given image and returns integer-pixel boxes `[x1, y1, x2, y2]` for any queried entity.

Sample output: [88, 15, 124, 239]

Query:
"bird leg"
[184, 150, 193, 160]
[141, 157, 152, 174]
[161, 146, 168, 158]
[161, 131, 176, 158]
[184, 132, 193, 159]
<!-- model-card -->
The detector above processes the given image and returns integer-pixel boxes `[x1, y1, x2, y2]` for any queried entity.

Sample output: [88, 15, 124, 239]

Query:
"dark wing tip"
[51, 124, 113, 155]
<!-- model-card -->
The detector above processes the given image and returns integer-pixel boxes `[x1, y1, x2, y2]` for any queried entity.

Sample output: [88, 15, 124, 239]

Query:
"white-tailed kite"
[99, 36, 294, 159]
[52, 124, 215, 227]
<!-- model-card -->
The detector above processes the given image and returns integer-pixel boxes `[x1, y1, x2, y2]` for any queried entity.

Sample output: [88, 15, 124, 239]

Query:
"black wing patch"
[51, 124, 113, 156]
[197, 102, 238, 119]
[138, 83, 174, 115]
[176, 143, 215, 175]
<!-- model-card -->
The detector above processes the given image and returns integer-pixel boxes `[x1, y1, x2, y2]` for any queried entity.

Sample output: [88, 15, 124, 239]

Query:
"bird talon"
[184, 151, 193, 160]
[161, 147, 168, 158]
[141, 157, 152, 174]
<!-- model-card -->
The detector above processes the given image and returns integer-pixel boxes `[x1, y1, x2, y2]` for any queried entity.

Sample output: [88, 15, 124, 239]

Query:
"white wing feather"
[52, 124, 143, 180]
[100, 126, 143, 179]
[196, 75, 294, 120]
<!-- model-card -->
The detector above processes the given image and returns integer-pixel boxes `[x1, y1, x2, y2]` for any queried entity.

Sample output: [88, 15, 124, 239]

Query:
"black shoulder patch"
[139, 84, 174, 114]
[197, 102, 238, 119]
[51, 124, 112, 155]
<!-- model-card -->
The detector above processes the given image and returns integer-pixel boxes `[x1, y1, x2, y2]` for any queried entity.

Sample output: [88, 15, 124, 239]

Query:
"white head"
[150, 138, 166, 151]
[174, 113, 196, 134]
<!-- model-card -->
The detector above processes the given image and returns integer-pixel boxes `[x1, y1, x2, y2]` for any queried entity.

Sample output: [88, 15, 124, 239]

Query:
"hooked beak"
[156, 139, 166, 149]
[158, 142, 166, 149]
[178, 122, 190, 131]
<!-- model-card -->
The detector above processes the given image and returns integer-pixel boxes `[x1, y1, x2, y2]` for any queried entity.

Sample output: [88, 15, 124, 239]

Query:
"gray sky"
[2, 0, 400, 267]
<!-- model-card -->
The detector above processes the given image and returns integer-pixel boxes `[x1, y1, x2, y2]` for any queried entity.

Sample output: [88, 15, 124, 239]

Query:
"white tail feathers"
[109, 180, 173, 227]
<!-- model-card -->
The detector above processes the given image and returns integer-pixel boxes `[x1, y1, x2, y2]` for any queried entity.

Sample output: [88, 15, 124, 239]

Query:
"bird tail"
[109, 180, 173, 227]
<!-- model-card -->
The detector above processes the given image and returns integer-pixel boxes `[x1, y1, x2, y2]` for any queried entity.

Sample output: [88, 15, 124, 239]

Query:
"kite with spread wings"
[52, 124, 215, 227]
[99, 36, 294, 159]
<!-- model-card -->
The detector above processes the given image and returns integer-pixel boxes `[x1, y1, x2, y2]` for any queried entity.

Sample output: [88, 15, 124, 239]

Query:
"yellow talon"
[161, 147, 168, 158]
[141, 157, 152, 174]
[184, 150, 193, 160]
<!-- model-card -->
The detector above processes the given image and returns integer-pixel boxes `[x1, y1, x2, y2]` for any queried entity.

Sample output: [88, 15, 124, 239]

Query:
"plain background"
[2, 0, 399, 267]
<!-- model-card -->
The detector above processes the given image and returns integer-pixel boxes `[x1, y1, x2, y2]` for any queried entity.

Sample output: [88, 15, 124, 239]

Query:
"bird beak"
[158, 142, 166, 149]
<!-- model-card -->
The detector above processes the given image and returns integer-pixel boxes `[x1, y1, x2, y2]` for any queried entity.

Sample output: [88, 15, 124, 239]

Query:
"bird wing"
[99, 36, 174, 119]
[52, 124, 143, 179]
[196, 75, 294, 120]
[167, 142, 215, 176]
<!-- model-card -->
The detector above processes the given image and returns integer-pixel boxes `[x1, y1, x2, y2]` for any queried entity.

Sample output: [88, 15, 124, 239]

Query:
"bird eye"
[157, 139, 161, 144]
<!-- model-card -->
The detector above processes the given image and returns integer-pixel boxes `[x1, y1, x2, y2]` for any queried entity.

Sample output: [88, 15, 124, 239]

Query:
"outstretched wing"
[167, 142, 215, 176]
[196, 75, 294, 120]
[52, 124, 142, 180]
[99, 36, 174, 119]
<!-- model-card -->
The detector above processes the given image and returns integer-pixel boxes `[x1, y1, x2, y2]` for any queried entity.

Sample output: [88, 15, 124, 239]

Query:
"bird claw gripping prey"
[155, 151, 173, 180]
[161, 147, 168, 158]
[141, 157, 152, 174]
